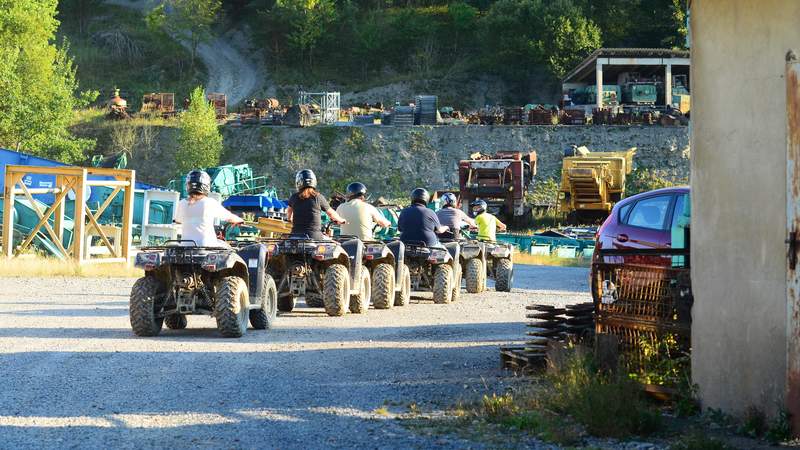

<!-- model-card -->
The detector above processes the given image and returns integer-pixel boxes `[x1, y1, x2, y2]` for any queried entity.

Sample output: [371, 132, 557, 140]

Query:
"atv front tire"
[323, 264, 350, 317]
[394, 264, 411, 307]
[465, 258, 485, 294]
[130, 276, 165, 336]
[495, 258, 513, 292]
[165, 314, 187, 330]
[433, 264, 453, 304]
[349, 267, 371, 314]
[215, 276, 249, 338]
[250, 275, 278, 330]
[371, 263, 395, 309]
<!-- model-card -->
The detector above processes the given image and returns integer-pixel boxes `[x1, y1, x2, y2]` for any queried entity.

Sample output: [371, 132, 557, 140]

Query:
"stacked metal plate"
[414, 95, 438, 125]
[563, 302, 595, 340]
[391, 106, 415, 126]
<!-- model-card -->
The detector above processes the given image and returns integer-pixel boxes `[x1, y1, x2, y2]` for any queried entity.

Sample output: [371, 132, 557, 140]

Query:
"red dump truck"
[458, 151, 537, 226]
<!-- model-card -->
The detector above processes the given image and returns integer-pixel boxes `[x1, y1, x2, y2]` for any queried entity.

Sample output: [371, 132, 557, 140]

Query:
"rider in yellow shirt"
[471, 199, 506, 241]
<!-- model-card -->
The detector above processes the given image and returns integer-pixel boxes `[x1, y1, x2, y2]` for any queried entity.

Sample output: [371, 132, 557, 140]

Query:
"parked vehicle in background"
[593, 186, 690, 254]
[591, 186, 690, 303]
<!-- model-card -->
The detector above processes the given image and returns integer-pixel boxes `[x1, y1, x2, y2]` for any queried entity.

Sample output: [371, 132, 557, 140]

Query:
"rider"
[174, 170, 243, 247]
[471, 199, 507, 242]
[398, 188, 449, 247]
[287, 169, 346, 239]
[336, 182, 391, 241]
[435, 192, 476, 239]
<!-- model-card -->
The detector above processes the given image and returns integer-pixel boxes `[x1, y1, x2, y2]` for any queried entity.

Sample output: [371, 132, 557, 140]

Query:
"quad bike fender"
[364, 243, 394, 265]
[205, 253, 250, 284]
[236, 244, 267, 305]
[460, 242, 485, 265]
[487, 243, 514, 260]
[444, 241, 460, 267]
[338, 238, 364, 287]
[386, 240, 405, 284]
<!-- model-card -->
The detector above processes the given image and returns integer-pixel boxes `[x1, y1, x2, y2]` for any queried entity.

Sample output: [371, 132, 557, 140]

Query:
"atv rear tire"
[371, 263, 395, 309]
[250, 275, 278, 330]
[465, 258, 485, 294]
[323, 264, 350, 317]
[394, 264, 411, 307]
[433, 265, 453, 304]
[451, 262, 462, 302]
[495, 258, 513, 292]
[130, 276, 165, 336]
[349, 267, 371, 314]
[278, 295, 295, 312]
[165, 314, 187, 330]
[215, 276, 249, 338]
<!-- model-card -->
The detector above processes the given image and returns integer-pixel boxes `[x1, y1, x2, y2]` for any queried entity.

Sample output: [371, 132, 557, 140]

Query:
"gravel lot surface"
[0, 265, 590, 449]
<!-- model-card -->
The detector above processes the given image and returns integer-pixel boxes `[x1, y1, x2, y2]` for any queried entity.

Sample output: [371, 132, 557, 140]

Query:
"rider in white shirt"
[173, 170, 243, 247]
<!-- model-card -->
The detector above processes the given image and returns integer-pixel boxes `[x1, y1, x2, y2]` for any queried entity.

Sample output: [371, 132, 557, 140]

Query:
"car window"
[618, 202, 632, 222]
[626, 195, 672, 230]
[670, 194, 688, 228]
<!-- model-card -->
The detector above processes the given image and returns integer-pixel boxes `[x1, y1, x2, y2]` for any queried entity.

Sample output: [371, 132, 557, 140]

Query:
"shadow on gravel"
[0, 308, 128, 317]
[0, 322, 526, 344]
[0, 346, 506, 449]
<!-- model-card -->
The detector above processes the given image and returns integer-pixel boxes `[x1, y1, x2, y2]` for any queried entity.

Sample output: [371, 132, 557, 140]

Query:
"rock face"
[222, 125, 690, 198]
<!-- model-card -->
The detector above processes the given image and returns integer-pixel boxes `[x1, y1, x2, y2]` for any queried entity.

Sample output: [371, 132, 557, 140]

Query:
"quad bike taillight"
[136, 252, 161, 271]
[202, 254, 220, 272]
[313, 244, 334, 261]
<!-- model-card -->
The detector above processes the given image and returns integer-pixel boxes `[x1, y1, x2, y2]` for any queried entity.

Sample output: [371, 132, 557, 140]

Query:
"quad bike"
[362, 239, 411, 309]
[264, 229, 370, 316]
[404, 240, 461, 304]
[460, 239, 514, 293]
[130, 241, 277, 337]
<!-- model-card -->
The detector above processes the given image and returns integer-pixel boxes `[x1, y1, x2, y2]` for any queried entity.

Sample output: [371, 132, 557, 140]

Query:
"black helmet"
[346, 182, 367, 199]
[441, 192, 457, 208]
[295, 169, 317, 192]
[470, 199, 487, 216]
[410, 188, 430, 205]
[186, 170, 211, 196]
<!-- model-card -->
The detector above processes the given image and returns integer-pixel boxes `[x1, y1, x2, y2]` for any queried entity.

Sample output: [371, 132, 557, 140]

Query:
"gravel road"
[0, 264, 590, 449]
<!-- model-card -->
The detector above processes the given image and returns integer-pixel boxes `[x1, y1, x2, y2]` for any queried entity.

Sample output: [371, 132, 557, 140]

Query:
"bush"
[176, 86, 222, 174]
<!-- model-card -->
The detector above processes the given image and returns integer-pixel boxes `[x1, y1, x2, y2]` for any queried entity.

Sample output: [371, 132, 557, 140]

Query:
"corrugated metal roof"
[563, 48, 690, 83]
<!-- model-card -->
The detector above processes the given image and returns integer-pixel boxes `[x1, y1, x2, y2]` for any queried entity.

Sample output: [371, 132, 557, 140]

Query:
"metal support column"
[665, 64, 673, 107]
[596, 61, 604, 109]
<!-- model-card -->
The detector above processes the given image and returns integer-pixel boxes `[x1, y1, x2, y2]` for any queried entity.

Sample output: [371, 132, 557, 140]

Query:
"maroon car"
[594, 186, 690, 253]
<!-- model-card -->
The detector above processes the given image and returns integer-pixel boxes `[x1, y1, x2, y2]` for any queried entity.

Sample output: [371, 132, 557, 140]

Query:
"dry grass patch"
[0, 257, 142, 278]
[513, 251, 590, 268]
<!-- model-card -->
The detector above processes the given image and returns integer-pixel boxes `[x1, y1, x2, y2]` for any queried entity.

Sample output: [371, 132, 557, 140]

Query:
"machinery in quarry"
[558, 146, 636, 223]
[458, 151, 537, 226]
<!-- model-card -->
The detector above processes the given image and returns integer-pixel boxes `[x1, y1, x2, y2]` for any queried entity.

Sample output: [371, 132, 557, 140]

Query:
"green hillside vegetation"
[227, 0, 687, 99]
[57, 0, 205, 108]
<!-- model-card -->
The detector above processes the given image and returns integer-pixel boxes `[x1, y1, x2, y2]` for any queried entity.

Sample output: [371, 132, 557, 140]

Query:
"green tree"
[0, 0, 93, 162]
[542, 7, 602, 77]
[267, 0, 337, 69]
[176, 86, 222, 174]
[148, 0, 221, 73]
[480, 0, 601, 79]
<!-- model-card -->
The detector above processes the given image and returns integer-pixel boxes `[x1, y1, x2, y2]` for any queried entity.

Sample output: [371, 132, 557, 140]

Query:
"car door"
[613, 193, 675, 250]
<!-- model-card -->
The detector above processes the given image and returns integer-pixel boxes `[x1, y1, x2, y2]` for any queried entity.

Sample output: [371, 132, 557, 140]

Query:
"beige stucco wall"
[691, 0, 800, 416]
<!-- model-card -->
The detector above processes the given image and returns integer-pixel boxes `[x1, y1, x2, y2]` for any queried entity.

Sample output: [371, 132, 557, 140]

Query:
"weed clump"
[546, 347, 662, 438]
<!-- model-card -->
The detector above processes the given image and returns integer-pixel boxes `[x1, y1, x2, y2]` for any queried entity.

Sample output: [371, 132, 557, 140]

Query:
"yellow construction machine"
[558, 146, 636, 223]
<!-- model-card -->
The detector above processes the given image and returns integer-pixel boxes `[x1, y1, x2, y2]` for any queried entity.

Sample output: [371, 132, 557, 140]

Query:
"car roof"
[615, 185, 690, 208]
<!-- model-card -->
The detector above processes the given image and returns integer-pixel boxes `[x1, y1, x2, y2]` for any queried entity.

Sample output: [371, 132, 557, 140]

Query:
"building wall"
[691, 0, 800, 416]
